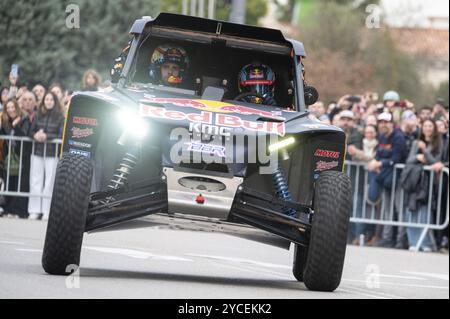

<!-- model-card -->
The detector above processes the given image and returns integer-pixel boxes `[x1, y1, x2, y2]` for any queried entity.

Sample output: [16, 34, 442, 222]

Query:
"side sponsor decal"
[69, 148, 91, 158]
[314, 149, 340, 159]
[186, 142, 226, 158]
[68, 140, 92, 149]
[73, 116, 98, 126]
[71, 127, 94, 139]
[315, 160, 339, 171]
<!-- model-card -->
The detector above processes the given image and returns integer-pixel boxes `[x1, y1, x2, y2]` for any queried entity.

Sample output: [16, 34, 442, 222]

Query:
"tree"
[161, 0, 267, 26]
[0, 0, 160, 90]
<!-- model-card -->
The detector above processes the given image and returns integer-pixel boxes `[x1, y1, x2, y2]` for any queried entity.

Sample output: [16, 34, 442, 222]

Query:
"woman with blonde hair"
[82, 69, 102, 91]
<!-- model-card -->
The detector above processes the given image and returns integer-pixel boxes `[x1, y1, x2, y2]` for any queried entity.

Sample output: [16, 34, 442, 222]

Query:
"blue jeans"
[406, 204, 436, 250]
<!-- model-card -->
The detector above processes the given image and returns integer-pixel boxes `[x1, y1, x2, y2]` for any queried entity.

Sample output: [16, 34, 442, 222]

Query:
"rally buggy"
[42, 13, 351, 292]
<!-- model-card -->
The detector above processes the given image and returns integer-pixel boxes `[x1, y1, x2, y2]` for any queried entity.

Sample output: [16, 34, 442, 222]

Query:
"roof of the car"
[130, 13, 306, 57]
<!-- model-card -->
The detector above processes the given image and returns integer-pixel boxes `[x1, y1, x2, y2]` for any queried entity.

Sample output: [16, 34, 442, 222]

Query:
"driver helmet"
[149, 44, 189, 86]
[238, 62, 275, 105]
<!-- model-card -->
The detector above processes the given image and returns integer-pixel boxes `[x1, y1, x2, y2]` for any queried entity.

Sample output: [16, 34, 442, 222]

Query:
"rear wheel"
[42, 155, 92, 275]
[302, 171, 351, 292]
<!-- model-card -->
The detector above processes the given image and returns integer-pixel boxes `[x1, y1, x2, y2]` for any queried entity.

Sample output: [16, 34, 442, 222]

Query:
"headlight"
[268, 137, 295, 153]
[117, 110, 148, 139]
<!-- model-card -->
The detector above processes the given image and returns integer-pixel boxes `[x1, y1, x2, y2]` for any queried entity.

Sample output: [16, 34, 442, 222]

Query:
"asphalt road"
[0, 218, 448, 299]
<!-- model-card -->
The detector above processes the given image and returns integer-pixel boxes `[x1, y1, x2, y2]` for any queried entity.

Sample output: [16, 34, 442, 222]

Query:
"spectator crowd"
[308, 91, 449, 253]
[0, 69, 102, 221]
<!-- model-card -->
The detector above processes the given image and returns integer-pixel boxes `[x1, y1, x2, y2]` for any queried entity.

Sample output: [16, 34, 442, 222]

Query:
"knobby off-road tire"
[292, 244, 307, 282]
[42, 154, 93, 275]
[300, 170, 352, 292]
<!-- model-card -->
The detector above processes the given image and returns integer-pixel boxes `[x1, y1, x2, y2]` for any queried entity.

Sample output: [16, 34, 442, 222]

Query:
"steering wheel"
[234, 92, 265, 103]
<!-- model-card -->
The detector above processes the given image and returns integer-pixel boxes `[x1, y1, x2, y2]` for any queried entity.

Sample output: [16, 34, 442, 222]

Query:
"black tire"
[292, 244, 307, 282]
[302, 170, 352, 292]
[42, 154, 93, 275]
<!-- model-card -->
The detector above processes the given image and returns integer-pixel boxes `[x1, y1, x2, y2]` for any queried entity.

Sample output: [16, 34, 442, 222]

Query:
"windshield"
[130, 35, 297, 110]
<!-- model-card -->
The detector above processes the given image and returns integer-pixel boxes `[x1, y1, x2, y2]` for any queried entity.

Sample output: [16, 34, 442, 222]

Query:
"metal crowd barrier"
[345, 160, 449, 250]
[0, 135, 62, 200]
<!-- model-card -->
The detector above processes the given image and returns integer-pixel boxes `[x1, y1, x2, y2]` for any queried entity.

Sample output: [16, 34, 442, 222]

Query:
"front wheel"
[42, 154, 93, 275]
[302, 171, 352, 292]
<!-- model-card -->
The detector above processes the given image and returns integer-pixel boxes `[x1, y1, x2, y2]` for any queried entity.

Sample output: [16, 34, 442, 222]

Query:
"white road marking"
[185, 254, 291, 269]
[15, 248, 42, 253]
[342, 285, 406, 299]
[84, 246, 192, 262]
[338, 288, 387, 299]
[342, 278, 449, 290]
[374, 274, 426, 281]
[401, 271, 449, 281]
[0, 241, 26, 245]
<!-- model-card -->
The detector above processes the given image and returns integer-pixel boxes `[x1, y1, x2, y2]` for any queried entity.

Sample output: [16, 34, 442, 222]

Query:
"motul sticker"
[314, 149, 340, 159]
[73, 116, 98, 126]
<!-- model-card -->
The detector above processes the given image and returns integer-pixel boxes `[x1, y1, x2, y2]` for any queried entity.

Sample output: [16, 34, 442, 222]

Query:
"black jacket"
[30, 108, 65, 157]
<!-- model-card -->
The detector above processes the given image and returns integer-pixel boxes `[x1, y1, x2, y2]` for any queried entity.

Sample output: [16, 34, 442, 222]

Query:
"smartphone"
[10, 64, 19, 78]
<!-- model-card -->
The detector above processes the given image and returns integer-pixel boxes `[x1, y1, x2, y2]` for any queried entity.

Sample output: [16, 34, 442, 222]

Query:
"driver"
[149, 44, 189, 87]
[237, 62, 276, 105]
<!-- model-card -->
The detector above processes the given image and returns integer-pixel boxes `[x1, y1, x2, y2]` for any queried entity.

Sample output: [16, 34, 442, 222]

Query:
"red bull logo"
[249, 68, 264, 79]
[139, 104, 286, 136]
[142, 98, 279, 119]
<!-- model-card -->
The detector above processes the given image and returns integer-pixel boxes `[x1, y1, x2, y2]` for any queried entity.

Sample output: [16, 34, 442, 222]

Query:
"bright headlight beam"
[117, 110, 148, 139]
[268, 137, 295, 153]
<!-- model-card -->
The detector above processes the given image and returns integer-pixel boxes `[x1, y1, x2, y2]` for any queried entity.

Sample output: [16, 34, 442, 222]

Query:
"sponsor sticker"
[141, 98, 282, 119]
[73, 116, 98, 126]
[186, 142, 226, 158]
[69, 148, 91, 158]
[140, 104, 286, 136]
[71, 127, 94, 139]
[315, 160, 339, 171]
[314, 149, 340, 159]
[68, 140, 92, 149]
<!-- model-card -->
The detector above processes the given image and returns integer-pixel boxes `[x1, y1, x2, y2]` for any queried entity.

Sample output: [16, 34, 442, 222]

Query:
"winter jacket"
[376, 128, 408, 167]
[345, 127, 363, 160]
[30, 108, 65, 157]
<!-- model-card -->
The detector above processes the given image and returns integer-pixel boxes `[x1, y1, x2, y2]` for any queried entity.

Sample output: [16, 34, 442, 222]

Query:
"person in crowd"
[419, 106, 433, 126]
[367, 112, 407, 248]
[401, 110, 420, 154]
[28, 92, 64, 220]
[347, 124, 379, 245]
[15, 91, 37, 215]
[308, 101, 329, 123]
[82, 69, 102, 92]
[1, 87, 10, 111]
[365, 114, 378, 127]
[49, 83, 65, 105]
[348, 125, 378, 162]
[432, 99, 448, 121]
[336, 109, 364, 243]
[32, 84, 46, 106]
[0, 99, 29, 218]
[403, 119, 443, 252]
[431, 129, 449, 253]
[337, 110, 363, 160]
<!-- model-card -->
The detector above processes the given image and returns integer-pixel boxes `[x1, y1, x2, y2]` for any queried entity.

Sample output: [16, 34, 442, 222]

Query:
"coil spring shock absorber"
[108, 145, 140, 190]
[272, 165, 297, 217]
